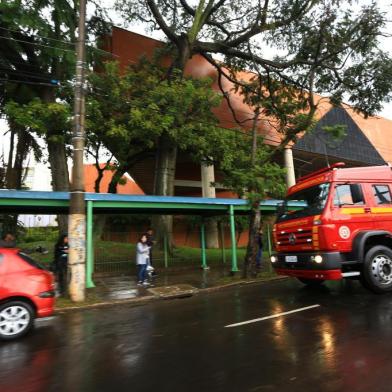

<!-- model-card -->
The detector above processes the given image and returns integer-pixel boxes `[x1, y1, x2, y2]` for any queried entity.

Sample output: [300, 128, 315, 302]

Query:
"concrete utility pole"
[68, 0, 87, 302]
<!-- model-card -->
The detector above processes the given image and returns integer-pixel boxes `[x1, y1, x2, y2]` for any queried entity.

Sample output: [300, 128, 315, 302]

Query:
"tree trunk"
[47, 137, 70, 233]
[42, 88, 70, 234]
[13, 128, 33, 189]
[242, 200, 261, 278]
[153, 134, 177, 251]
[4, 122, 32, 190]
[153, 35, 189, 250]
[108, 165, 128, 194]
[205, 218, 219, 248]
[5, 127, 15, 188]
[243, 107, 261, 278]
[93, 215, 107, 241]
[3, 125, 33, 234]
[94, 166, 105, 193]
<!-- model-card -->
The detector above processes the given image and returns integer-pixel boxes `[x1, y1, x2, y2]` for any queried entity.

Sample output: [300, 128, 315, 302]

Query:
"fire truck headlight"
[312, 255, 323, 264]
[270, 256, 277, 263]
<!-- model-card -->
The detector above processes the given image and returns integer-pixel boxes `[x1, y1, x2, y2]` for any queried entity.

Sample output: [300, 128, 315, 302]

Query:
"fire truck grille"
[277, 230, 313, 246]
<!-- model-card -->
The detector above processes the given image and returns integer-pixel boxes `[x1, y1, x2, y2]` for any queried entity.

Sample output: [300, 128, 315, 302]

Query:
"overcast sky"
[102, 0, 392, 119]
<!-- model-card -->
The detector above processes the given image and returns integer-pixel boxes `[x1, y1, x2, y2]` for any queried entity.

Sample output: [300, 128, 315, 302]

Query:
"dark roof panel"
[294, 107, 386, 165]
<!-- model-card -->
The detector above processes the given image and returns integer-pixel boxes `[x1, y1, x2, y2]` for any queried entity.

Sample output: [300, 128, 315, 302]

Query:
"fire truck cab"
[271, 163, 392, 293]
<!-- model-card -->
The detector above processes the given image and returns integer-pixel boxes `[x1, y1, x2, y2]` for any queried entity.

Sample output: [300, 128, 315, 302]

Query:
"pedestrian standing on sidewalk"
[136, 234, 151, 286]
[255, 227, 263, 269]
[54, 234, 69, 295]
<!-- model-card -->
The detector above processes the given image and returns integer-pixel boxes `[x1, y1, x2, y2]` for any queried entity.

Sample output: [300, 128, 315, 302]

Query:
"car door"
[369, 183, 392, 232]
[330, 182, 374, 252]
[0, 252, 6, 299]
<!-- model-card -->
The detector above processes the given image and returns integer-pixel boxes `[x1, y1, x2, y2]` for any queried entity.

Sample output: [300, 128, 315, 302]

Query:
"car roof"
[0, 248, 20, 254]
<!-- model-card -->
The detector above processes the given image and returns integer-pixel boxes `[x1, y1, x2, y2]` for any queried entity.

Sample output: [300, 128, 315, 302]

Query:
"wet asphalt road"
[2, 279, 392, 392]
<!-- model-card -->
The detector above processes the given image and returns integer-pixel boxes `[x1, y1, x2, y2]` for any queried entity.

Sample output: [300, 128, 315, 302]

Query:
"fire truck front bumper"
[271, 252, 345, 280]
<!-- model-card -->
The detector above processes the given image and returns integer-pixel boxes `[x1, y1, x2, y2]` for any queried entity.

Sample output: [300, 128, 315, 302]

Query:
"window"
[277, 183, 330, 222]
[373, 185, 392, 205]
[334, 184, 364, 206]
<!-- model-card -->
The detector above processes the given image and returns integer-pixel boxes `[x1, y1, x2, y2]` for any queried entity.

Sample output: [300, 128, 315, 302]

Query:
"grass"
[17, 239, 254, 268]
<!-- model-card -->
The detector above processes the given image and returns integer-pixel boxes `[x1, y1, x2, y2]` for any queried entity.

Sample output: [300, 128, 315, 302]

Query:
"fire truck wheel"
[297, 278, 325, 287]
[363, 245, 392, 294]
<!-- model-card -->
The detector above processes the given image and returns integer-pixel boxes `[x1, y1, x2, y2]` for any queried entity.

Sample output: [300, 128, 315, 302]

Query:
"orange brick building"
[96, 27, 392, 247]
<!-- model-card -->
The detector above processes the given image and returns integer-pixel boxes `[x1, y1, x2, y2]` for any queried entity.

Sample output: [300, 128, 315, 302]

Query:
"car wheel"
[297, 278, 325, 287]
[362, 245, 392, 294]
[0, 301, 34, 340]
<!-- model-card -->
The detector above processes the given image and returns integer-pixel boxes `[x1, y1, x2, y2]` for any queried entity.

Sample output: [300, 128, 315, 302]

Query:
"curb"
[55, 295, 157, 313]
[54, 276, 289, 313]
[201, 275, 288, 293]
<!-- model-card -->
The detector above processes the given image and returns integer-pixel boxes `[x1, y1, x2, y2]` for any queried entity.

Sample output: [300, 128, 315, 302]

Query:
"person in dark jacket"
[54, 234, 69, 295]
[0, 232, 16, 248]
[255, 227, 263, 269]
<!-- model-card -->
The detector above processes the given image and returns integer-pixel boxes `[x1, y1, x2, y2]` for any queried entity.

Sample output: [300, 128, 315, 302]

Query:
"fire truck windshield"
[277, 183, 330, 222]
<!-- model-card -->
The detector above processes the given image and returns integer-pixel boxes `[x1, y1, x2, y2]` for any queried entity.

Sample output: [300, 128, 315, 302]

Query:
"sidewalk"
[55, 264, 280, 310]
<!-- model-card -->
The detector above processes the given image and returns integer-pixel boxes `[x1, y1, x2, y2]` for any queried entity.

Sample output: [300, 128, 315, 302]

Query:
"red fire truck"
[271, 163, 392, 293]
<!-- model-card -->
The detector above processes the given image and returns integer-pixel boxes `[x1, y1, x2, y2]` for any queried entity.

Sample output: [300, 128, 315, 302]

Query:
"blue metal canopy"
[0, 190, 301, 215]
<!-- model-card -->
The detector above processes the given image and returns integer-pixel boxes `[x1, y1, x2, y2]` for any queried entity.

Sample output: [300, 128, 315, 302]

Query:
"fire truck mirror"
[350, 184, 364, 204]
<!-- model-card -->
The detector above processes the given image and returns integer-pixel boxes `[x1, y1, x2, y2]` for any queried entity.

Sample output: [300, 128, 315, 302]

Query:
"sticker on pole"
[339, 226, 351, 239]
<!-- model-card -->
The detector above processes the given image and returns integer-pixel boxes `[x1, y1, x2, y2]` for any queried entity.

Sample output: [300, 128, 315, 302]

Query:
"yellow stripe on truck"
[340, 207, 392, 214]
[371, 207, 392, 213]
[340, 208, 365, 214]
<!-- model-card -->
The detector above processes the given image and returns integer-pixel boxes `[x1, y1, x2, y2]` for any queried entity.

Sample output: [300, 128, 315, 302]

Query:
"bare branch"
[146, 0, 179, 44]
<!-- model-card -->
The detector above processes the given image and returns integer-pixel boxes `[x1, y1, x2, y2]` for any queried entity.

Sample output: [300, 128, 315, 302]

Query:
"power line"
[0, 35, 75, 53]
[0, 26, 117, 57]
[0, 26, 75, 47]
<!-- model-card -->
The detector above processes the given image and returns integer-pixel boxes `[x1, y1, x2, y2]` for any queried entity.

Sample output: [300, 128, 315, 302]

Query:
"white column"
[284, 148, 296, 188]
[201, 162, 216, 198]
[201, 162, 219, 248]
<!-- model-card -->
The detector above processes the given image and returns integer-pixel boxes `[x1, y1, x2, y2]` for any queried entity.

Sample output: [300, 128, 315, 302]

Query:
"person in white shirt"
[136, 234, 151, 286]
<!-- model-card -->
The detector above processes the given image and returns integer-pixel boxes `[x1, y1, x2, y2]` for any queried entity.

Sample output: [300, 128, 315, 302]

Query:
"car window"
[334, 184, 365, 206]
[18, 252, 46, 270]
[0, 254, 3, 266]
[372, 184, 392, 205]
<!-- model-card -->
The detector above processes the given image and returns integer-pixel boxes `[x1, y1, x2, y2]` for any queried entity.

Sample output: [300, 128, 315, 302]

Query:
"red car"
[0, 248, 55, 340]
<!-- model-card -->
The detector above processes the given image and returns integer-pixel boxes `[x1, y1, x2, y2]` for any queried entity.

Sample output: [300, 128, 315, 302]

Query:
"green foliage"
[218, 132, 286, 200]
[4, 98, 72, 140]
[86, 60, 227, 170]
[0, 0, 108, 173]
[321, 124, 347, 141]
[22, 227, 59, 243]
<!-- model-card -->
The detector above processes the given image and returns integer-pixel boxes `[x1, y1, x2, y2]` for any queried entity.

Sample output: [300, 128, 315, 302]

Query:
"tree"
[0, 0, 108, 232]
[117, 1, 392, 115]
[86, 59, 229, 246]
[116, 0, 392, 273]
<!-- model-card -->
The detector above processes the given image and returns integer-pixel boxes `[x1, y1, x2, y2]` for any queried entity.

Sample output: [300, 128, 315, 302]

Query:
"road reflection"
[2, 282, 392, 392]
